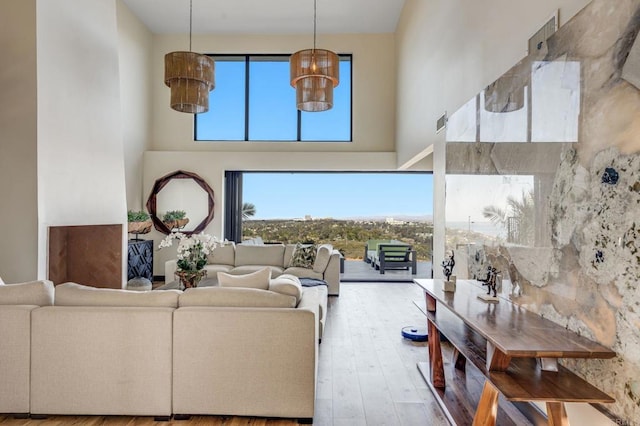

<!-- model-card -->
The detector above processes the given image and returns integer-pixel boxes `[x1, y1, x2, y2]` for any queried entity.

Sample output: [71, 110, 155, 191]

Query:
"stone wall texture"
[446, 0, 640, 422]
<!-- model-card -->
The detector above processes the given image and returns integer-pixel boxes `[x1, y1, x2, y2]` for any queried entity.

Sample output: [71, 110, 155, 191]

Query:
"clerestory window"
[195, 54, 352, 142]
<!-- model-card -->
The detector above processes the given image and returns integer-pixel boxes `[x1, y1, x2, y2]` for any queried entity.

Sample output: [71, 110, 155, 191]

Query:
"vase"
[127, 220, 152, 235]
[175, 269, 207, 289]
[164, 218, 190, 231]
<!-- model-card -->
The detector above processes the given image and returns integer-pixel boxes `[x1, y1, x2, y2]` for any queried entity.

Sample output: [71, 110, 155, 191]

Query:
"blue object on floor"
[401, 326, 428, 342]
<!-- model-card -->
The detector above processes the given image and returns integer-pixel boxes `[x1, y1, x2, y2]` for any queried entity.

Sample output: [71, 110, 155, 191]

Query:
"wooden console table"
[413, 279, 615, 426]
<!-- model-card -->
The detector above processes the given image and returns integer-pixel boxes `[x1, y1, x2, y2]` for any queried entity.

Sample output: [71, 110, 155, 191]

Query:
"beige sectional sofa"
[0, 278, 320, 422]
[165, 242, 341, 296]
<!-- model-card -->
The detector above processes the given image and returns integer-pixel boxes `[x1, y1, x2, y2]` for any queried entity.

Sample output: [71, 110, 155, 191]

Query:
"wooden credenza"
[413, 279, 615, 426]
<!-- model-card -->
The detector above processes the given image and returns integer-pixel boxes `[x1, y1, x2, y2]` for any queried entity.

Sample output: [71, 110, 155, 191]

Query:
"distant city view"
[240, 172, 433, 262]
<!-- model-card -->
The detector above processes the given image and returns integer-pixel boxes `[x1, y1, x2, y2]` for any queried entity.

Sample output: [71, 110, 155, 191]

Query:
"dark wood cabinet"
[127, 239, 153, 281]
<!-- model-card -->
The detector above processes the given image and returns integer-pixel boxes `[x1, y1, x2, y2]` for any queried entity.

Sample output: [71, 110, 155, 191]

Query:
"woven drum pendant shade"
[290, 49, 339, 112]
[164, 51, 215, 114]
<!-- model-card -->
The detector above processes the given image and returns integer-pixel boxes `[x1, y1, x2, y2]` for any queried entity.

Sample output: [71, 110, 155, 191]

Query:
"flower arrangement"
[159, 232, 221, 288]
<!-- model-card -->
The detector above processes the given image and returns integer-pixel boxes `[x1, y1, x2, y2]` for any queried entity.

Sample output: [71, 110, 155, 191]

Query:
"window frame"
[194, 53, 353, 142]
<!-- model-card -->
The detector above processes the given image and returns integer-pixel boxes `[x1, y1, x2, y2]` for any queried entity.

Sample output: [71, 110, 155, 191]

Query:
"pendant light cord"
[313, 0, 317, 51]
[189, 0, 193, 52]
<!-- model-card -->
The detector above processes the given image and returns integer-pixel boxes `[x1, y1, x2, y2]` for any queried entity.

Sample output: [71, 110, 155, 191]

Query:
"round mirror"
[146, 170, 215, 235]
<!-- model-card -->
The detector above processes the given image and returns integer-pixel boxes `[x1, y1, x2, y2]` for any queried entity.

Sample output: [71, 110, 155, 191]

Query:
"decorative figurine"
[479, 265, 500, 301]
[442, 251, 456, 292]
[442, 251, 455, 281]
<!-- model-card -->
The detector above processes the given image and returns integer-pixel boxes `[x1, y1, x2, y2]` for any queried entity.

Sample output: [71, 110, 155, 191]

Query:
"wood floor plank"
[359, 373, 401, 425]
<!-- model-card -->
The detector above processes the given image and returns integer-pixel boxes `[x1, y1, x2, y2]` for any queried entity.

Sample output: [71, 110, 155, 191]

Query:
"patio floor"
[340, 259, 433, 282]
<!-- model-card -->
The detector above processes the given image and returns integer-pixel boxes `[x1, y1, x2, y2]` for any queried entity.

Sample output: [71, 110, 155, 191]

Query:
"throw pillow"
[269, 274, 303, 303]
[313, 244, 333, 273]
[217, 267, 271, 290]
[289, 243, 316, 269]
[0, 275, 4, 285]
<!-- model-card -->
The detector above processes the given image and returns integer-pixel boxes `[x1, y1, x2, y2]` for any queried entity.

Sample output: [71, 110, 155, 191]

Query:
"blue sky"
[243, 172, 433, 220]
[196, 57, 351, 141]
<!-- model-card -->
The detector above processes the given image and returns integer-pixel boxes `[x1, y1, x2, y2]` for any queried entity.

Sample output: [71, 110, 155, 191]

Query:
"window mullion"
[244, 56, 250, 141]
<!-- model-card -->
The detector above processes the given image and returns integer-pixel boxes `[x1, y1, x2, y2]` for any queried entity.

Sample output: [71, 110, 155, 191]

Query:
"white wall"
[36, 0, 127, 282]
[395, 0, 591, 168]
[0, 0, 38, 283]
[150, 33, 397, 153]
[117, 0, 153, 211]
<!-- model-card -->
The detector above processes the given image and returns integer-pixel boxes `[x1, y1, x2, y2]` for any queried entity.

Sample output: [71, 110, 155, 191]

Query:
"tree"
[482, 190, 535, 245]
[242, 202, 256, 220]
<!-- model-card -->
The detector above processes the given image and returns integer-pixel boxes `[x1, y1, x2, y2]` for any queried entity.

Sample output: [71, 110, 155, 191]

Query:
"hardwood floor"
[0, 283, 448, 426]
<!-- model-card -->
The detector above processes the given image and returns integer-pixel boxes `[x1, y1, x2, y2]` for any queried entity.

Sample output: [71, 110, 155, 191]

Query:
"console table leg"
[472, 381, 499, 426]
[546, 402, 569, 426]
[486, 342, 512, 371]
[428, 319, 445, 388]
[453, 347, 466, 371]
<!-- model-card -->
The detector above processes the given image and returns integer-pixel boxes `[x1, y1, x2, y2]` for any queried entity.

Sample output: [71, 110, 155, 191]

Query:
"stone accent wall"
[446, 0, 640, 421]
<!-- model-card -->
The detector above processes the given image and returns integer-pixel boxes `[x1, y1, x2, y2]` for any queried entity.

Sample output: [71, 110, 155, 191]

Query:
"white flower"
[158, 232, 221, 272]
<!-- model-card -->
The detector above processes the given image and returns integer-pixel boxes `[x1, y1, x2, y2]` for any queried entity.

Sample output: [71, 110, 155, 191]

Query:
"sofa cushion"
[178, 287, 296, 308]
[289, 244, 316, 268]
[313, 244, 333, 273]
[207, 244, 235, 266]
[282, 267, 324, 281]
[230, 265, 284, 277]
[55, 282, 180, 307]
[269, 274, 303, 304]
[235, 244, 285, 267]
[203, 264, 234, 276]
[218, 267, 271, 290]
[0, 280, 54, 306]
[284, 244, 297, 268]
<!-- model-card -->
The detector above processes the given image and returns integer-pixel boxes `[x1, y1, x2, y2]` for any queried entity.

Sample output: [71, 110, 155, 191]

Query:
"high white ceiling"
[121, 0, 406, 35]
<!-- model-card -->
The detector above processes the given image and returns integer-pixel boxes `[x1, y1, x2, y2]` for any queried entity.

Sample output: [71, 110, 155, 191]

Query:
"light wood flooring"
[0, 283, 449, 426]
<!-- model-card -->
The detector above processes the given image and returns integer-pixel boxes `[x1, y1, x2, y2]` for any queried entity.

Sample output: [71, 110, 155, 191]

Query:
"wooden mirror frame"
[146, 170, 215, 235]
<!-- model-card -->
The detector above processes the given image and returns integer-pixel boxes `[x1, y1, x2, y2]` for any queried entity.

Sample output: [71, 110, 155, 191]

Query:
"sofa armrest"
[297, 288, 321, 338]
[0, 305, 36, 414]
[165, 259, 177, 284]
[323, 250, 341, 296]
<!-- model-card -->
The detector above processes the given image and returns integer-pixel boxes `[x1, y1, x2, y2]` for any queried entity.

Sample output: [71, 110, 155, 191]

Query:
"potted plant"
[127, 210, 152, 235]
[159, 232, 220, 288]
[163, 210, 189, 230]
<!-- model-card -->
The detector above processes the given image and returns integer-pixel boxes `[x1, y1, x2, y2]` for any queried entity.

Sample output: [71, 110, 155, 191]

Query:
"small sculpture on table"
[478, 265, 500, 302]
[441, 251, 456, 292]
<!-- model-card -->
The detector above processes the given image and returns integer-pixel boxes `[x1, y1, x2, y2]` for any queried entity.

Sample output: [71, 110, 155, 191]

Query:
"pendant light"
[164, 0, 215, 114]
[290, 0, 339, 112]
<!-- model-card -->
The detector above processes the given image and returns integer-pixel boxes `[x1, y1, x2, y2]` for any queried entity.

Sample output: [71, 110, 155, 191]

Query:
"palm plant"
[242, 202, 256, 220]
[482, 190, 535, 245]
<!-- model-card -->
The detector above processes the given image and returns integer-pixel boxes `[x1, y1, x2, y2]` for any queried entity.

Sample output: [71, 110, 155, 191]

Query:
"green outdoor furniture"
[363, 239, 392, 263]
[365, 240, 417, 274]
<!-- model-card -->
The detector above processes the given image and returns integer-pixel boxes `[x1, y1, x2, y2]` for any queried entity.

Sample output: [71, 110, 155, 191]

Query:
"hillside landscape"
[243, 219, 433, 261]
